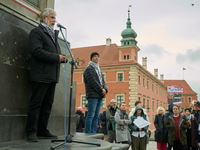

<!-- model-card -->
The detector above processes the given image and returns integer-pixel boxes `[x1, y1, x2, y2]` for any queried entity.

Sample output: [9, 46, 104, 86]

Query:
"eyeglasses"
[173, 108, 178, 110]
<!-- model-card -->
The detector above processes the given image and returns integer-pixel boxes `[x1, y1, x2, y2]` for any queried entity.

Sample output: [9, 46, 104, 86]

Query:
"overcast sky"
[54, 0, 200, 101]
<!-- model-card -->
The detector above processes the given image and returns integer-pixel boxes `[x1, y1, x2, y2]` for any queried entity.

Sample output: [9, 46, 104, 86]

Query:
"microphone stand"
[51, 26, 101, 150]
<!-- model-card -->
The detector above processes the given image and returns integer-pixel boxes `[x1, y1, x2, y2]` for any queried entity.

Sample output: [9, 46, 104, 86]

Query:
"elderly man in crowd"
[106, 99, 118, 143]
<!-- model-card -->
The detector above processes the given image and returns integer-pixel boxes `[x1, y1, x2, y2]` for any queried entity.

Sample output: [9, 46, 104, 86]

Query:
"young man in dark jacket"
[165, 105, 190, 150]
[26, 8, 66, 142]
[83, 52, 108, 133]
[106, 99, 118, 143]
[192, 102, 200, 123]
[165, 104, 174, 150]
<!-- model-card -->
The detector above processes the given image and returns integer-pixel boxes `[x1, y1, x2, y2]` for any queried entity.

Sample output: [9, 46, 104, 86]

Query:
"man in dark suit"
[83, 52, 108, 133]
[26, 8, 65, 142]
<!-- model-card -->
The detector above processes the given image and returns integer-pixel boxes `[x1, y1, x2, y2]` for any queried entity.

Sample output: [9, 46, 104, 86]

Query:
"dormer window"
[75, 56, 85, 66]
[127, 55, 129, 60]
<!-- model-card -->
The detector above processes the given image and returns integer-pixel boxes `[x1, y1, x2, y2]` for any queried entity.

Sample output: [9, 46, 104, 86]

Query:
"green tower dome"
[121, 10, 137, 46]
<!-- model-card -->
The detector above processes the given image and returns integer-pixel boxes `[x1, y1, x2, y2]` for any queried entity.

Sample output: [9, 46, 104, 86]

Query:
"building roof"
[164, 80, 197, 95]
[71, 43, 166, 87]
[71, 44, 136, 68]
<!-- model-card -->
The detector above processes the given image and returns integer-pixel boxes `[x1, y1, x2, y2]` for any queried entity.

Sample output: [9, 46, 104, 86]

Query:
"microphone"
[57, 23, 66, 29]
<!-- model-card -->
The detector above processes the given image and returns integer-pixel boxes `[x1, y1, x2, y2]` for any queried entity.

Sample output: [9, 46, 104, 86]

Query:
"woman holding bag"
[154, 107, 168, 150]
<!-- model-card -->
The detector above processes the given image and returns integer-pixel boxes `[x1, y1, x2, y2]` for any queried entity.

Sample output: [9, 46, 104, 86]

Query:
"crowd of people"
[76, 101, 200, 150]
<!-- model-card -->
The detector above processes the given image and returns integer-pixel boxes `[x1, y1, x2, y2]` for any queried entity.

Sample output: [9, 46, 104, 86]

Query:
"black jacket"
[154, 114, 168, 142]
[29, 24, 61, 83]
[75, 110, 85, 132]
[192, 110, 200, 123]
[101, 110, 108, 134]
[83, 65, 108, 99]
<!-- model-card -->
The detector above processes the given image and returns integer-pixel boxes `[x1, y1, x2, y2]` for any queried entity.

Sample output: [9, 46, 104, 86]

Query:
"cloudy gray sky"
[55, 0, 200, 101]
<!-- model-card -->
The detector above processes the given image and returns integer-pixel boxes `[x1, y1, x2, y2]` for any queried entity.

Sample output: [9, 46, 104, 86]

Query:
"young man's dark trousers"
[26, 82, 56, 136]
[172, 140, 186, 150]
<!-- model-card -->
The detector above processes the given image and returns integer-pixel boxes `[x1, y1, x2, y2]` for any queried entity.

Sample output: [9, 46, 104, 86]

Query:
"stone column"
[129, 66, 138, 111]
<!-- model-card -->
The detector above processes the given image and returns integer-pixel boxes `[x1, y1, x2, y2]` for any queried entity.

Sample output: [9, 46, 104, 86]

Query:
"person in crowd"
[191, 102, 200, 147]
[154, 107, 168, 150]
[185, 108, 198, 150]
[26, 8, 66, 142]
[75, 107, 85, 132]
[83, 52, 108, 133]
[129, 101, 149, 121]
[97, 112, 104, 134]
[165, 104, 174, 118]
[115, 102, 131, 149]
[101, 104, 110, 141]
[192, 102, 200, 122]
[129, 101, 150, 137]
[165, 105, 190, 150]
[84, 103, 88, 119]
[106, 99, 118, 143]
[165, 104, 174, 150]
[129, 105, 149, 150]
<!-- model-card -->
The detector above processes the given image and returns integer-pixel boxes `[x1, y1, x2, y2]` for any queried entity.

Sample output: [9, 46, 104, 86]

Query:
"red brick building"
[71, 10, 167, 129]
[164, 80, 198, 111]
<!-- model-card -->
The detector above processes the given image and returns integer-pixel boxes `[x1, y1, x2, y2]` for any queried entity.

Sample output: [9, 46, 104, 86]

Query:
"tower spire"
[127, 5, 132, 28]
[120, 5, 137, 46]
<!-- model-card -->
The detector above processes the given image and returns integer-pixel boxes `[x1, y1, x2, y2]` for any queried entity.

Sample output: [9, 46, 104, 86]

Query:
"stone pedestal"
[0, 5, 76, 142]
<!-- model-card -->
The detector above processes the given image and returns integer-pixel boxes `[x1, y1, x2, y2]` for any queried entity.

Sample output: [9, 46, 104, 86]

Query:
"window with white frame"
[156, 84, 158, 93]
[147, 98, 149, 108]
[143, 97, 146, 108]
[102, 73, 106, 81]
[127, 55, 129, 60]
[152, 99, 155, 111]
[157, 100, 159, 108]
[81, 94, 87, 107]
[117, 72, 124, 82]
[188, 97, 192, 103]
[138, 74, 141, 84]
[182, 97, 185, 103]
[138, 94, 141, 101]
[101, 98, 106, 108]
[152, 82, 154, 91]
[116, 94, 125, 107]
[143, 77, 145, 86]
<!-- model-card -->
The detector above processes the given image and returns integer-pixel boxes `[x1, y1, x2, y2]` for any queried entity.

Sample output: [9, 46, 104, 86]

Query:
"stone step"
[0, 133, 130, 150]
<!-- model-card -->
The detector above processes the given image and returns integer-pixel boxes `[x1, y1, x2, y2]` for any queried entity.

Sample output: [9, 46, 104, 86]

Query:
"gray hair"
[40, 8, 56, 22]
